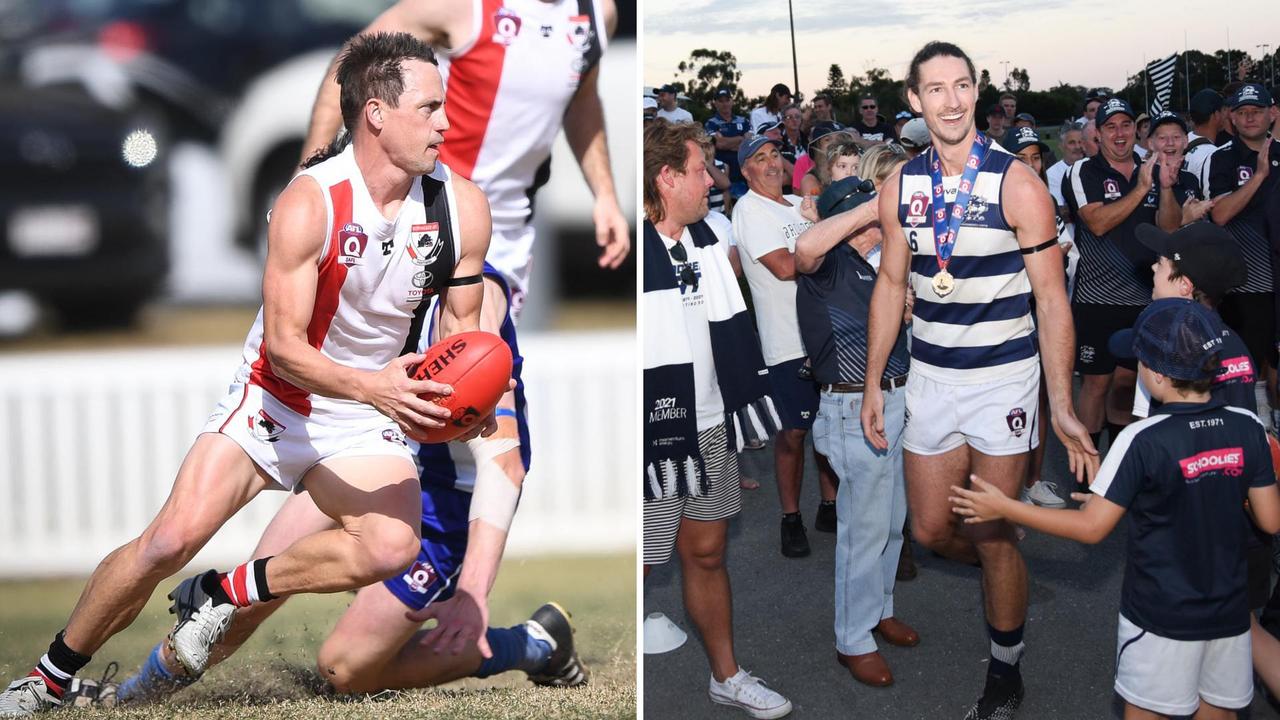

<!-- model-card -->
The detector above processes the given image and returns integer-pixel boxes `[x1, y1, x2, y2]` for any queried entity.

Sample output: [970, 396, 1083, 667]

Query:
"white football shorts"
[1114, 614, 1252, 716]
[903, 361, 1040, 457]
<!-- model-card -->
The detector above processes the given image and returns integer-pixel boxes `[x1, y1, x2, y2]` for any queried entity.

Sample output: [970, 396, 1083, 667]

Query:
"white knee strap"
[466, 437, 522, 532]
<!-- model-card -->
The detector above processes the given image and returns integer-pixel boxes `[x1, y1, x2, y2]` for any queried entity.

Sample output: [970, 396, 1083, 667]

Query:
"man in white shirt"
[1186, 88, 1227, 188]
[1046, 124, 1085, 215]
[731, 135, 839, 558]
[656, 84, 694, 124]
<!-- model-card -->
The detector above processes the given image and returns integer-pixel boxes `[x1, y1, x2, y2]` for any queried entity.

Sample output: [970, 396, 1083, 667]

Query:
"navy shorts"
[767, 357, 819, 431]
[383, 481, 470, 611]
[1073, 301, 1142, 375]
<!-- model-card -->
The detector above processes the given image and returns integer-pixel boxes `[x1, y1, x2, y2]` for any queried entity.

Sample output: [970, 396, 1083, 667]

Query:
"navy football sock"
[988, 622, 1025, 678]
[117, 642, 196, 703]
[473, 625, 552, 678]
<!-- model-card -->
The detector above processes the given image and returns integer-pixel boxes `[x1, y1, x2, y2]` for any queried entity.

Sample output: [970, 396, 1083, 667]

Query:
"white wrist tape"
[467, 436, 522, 531]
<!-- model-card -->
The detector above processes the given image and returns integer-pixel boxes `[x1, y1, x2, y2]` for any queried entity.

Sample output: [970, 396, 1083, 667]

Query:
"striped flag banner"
[1147, 53, 1178, 115]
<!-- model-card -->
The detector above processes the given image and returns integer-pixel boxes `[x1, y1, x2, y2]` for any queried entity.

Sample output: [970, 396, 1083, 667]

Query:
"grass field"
[0, 554, 635, 719]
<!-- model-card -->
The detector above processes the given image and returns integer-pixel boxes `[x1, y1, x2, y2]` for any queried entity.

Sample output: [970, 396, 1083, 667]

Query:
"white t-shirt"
[656, 107, 693, 124]
[703, 210, 734, 253]
[1184, 131, 1219, 194]
[1135, 145, 1150, 159]
[660, 227, 725, 430]
[1046, 159, 1070, 207]
[749, 106, 780, 133]
[731, 190, 812, 365]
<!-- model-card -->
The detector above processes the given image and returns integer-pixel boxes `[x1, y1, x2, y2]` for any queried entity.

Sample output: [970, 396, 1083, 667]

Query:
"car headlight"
[121, 128, 158, 168]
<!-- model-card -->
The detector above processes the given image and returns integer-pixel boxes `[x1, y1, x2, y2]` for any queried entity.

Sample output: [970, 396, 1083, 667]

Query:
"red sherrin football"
[411, 331, 513, 444]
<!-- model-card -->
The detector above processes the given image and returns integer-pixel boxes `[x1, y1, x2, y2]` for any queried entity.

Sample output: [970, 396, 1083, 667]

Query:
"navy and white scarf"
[643, 218, 781, 500]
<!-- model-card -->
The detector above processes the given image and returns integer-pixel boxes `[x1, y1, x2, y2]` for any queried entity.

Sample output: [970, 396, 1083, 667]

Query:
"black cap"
[1108, 299, 1225, 380]
[754, 120, 782, 135]
[658, 84, 677, 95]
[986, 103, 1004, 117]
[1136, 223, 1247, 299]
[714, 87, 733, 98]
[1189, 89, 1223, 117]
[807, 120, 849, 150]
[1006, 126, 1049, 154]
[1014, 112, 1037, 125]
[1229, 83, 1273, 109]
[1096, 97, 1136, 128]
[1148, 110, 1188, 135]
[817, 177, 877, 220]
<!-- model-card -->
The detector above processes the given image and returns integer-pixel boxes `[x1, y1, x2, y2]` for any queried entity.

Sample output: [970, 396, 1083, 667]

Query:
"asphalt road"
[642, 428, 1280, 720]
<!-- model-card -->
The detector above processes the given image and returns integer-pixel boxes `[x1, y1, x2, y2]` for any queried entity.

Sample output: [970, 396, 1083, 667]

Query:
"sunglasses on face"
[668, 242, 699, 291]
[862, 105, 876, 110]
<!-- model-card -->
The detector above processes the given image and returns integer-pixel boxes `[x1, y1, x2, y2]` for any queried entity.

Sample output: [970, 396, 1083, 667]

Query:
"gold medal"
[932, 269, 955, 297]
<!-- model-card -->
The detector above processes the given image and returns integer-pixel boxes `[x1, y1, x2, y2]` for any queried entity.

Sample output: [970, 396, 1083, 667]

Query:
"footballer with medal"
[861, 42, 1098, 718]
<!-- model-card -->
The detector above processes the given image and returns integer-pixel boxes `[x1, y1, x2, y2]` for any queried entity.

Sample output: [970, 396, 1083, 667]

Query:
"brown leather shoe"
[874, 617, 920, 647]
[835, 651, 893, 687]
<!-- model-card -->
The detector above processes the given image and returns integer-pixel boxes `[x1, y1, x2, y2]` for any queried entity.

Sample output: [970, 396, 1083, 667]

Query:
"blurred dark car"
[18, 0, 392, 142]
[0, 82, 169, 326]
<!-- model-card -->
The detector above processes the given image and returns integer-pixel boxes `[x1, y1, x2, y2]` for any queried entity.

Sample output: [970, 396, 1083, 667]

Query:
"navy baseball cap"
[714, 87, 733, 98]
[1108, 298, 1225, 381]
[986, 103, 1005, 117]
[1189, 89, 1223, 116]
[1014, 112, 1037, 125]
[807, 120, 849, 150]
[754, 120, 782, 135]
[658, 84, 677, 94]
[1006, 126, 1049, 154]
[1148, 110, 1188, 135]
[1229, 83, 1273, 109]
[817, 177, 876, 220]
[1096, 97, 1136, 128]
[738, 135, 780, 167]
[1136, 223, 1246, 299]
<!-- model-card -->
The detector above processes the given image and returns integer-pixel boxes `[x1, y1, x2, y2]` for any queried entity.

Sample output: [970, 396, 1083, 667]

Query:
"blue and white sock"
[116, 642, 196, 703]
[473, 624, 552, 678]
[988, 623, 1025, 678]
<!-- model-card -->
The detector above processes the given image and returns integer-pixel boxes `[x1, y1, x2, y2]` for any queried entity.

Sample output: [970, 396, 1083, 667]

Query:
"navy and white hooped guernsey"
[897, 142, 1038, 385]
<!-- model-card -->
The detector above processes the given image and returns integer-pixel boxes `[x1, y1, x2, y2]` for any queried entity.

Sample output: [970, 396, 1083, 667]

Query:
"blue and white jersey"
[414, 263, 530, 492]
[898, 143, 1037, 385]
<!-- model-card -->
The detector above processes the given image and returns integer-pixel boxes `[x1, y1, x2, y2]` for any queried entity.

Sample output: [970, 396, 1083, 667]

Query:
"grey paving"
[643, 430, 1280, 719]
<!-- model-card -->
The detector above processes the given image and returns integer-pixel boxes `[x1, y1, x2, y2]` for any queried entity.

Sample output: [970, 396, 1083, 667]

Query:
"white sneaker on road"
[708, 668, 792, 719]
[0, 675, 61, 717]
[1024, 480, 1066, 508]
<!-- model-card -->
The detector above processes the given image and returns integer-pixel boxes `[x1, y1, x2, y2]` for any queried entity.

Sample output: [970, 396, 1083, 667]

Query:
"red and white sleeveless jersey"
[235, 145, 463, 418]
[438, 0, 606, 239]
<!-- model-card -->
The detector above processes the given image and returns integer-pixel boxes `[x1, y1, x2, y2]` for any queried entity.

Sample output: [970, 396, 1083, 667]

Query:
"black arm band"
[1019, 238, 1059, 256]
[446, 274, 484, 287]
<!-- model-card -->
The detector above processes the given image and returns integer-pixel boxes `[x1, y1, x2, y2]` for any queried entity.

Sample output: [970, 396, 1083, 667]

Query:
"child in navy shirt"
[952, 298, 1280, 719]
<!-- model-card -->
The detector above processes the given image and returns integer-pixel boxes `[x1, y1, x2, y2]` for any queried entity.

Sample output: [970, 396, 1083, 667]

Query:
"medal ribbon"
[928, 133, 989, 274]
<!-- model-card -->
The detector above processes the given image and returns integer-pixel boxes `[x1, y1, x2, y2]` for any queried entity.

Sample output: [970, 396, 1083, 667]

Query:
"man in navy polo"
[794, 177, 919, 689]
[705, 87, 751, 199]
[1066, 97, 1188, 463]
[1207, 83, 1280, 428]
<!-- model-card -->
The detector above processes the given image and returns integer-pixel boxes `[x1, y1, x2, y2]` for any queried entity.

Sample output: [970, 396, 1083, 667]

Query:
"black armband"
[446, 274, 484, 287]
[1018, 238, 1059, 255]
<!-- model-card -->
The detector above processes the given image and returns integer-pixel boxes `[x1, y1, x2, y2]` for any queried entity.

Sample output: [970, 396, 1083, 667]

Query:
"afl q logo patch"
[338, 223, 368, 266]
[1238, 166, 1253, 185]
[906, 191, 928, 226]
[1103, 178, 1121, 200]
[1006, 407, 1027, 437]
[492, 8, 521, 45]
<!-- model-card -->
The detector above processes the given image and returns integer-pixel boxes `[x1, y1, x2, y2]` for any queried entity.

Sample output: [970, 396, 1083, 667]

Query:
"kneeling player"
[96, 267, 584, 703]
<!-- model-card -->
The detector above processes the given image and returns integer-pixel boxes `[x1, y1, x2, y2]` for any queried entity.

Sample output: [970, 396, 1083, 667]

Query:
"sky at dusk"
[644, 0, 1280, 101]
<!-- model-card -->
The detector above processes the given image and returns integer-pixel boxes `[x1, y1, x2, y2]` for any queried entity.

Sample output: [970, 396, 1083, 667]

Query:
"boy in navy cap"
[951, 298, 1280, 719]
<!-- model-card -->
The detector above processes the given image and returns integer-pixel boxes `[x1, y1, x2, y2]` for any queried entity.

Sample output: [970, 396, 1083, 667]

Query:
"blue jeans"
[812, 386, 907, 656]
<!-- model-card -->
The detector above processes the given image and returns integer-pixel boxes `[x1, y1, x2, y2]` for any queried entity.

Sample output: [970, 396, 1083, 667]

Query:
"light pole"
[1259, 44, 1275, 87]
[787, 0, 799, 98]
[1000, 60, 1011, 89]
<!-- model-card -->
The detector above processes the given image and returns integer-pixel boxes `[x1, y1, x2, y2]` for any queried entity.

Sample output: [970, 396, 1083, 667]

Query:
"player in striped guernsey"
[300, 0, 630, 321]
[861, 42, 1098, 720]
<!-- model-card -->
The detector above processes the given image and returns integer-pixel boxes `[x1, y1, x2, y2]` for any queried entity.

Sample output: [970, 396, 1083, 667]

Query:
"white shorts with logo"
[903, 361, 1040, 456]
[203, 382, 417, 491]
[1114, 614, 1252, 715]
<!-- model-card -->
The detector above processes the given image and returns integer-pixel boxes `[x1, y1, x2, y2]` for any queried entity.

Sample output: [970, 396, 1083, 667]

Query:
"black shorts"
[767, 357, 819, 431]
[1219, 292, 1277, 369]
[1073, 302, 1143, 375]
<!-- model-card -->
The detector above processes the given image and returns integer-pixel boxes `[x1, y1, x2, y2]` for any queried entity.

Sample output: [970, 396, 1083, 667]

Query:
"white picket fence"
[0, 331, 635, 577]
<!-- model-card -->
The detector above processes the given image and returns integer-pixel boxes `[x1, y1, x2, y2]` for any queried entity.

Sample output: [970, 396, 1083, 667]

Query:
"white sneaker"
[167, 573, 236, 677]
[708, 668, 792, 719]
[1024, 480, 1065, 508]
[0, 675, 61, 717]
